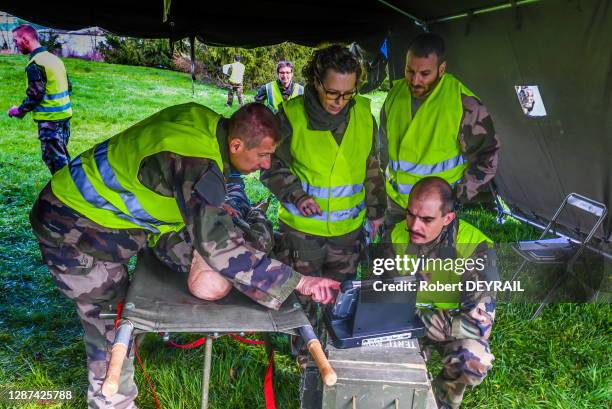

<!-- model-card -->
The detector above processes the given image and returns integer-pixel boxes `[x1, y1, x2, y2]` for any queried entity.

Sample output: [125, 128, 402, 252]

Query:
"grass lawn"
[0, 55, 609, 409]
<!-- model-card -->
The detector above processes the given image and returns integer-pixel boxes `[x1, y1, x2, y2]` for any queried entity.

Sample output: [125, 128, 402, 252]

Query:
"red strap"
[114, 302, 124, 329]
[161, 332, 276, 408]
[263, 349, 277, 409]
[229, 333, 266, 345]
[166, 337, 206, 349]
[134, 342, 162, 409]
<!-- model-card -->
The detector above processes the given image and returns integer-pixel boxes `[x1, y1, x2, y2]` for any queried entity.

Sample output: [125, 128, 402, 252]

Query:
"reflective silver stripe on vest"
[68, 155, 160, 233]
[265, 83, 275, 108]
[390, 178, 462, 196]
[282, 201, 366, 222]
[390, 154, 465, 175]
[301, 182, 364, 199]
[34, 102, 72, 112]
[44, 90, 70, 100]
[93, 140, 165, 227]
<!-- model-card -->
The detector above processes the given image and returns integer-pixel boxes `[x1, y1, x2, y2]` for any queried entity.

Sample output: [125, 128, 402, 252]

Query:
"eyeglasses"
[317, 78, 357, 101]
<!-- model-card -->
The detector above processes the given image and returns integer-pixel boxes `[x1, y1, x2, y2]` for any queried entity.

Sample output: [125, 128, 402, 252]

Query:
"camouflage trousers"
[226, 83, 244, 106]
[31, 186, 144, 408]
[275, 223, 364, 354]
[38, 119, 71, 174]
[418, 307, 495, 409]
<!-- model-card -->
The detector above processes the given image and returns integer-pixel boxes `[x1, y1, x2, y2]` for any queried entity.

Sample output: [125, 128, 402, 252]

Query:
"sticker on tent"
[515, 85, 547, 117]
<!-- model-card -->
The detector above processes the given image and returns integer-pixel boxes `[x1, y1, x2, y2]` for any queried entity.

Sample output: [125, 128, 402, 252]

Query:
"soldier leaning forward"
[30, 102, 339, 409]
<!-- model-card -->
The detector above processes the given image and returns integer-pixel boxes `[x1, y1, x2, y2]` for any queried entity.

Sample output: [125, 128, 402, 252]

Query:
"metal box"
[301, 338, 437, 409]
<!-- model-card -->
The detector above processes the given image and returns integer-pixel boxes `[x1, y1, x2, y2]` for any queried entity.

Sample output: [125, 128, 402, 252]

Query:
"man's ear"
[442, 210, 455, 227]
[438, 61, 447, 77]
[228, 137, 244, 154]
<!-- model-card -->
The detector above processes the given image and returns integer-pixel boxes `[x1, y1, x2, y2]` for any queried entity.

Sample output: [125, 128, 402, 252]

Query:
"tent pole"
[375, 0, 428, 31]
[428, 0, 542, 24]
[190, 35, 196, 97]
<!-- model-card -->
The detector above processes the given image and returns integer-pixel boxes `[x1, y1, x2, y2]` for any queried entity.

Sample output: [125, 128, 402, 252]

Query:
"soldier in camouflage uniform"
[384, 177, 496, 409]
[29, 102, 340, 409]
[8, 25, 73, 174]
[260, 46, 386, 355]
[152, 171, 275, 299]
[379, 33, 499, 228]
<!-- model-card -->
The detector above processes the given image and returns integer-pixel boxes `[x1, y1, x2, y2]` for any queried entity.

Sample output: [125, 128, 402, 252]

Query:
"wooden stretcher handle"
[307, 339, 337, 386]
[101, 343, 128, 397]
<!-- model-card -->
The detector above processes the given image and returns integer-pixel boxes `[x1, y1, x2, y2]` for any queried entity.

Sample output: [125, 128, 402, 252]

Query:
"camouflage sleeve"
[254, 84, 267, 103]
[259, 108, 309, 205]
[455, 95, 500, 204]
[176, 156, 302, 310]
[378, 104, 389, 171]
[365, 114, 386, 219]
[18, 63, 46, 115]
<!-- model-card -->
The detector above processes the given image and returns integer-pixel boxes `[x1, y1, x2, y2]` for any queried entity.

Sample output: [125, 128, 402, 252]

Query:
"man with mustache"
[380, 33, 500, 228]
[386, 176, 497, 409]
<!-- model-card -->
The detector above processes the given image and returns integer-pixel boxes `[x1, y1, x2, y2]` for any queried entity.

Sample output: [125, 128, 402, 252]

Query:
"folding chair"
[510, 193, 607, 319]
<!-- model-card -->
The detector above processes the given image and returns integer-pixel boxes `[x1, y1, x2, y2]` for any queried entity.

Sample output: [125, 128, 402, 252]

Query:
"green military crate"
[301, 337, 437, 409]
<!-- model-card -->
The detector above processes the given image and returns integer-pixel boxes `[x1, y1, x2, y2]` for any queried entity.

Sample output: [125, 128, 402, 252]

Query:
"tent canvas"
[3, 0, 610, 247]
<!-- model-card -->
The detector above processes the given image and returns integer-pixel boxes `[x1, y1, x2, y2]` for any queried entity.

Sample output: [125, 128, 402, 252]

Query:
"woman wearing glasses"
[261, 44, 385, 322]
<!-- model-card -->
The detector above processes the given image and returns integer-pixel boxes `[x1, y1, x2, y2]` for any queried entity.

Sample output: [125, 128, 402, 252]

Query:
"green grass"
[0, 55, 610, 409]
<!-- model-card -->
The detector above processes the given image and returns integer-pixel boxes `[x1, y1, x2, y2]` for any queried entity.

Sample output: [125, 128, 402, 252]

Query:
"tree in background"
[97, 35, 314, 89]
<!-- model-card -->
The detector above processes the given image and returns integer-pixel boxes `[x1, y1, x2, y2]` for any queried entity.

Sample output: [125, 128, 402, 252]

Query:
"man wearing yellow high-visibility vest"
[261, 45, 386, 356]
[7, 25, 72, 174]
[380, 33, 500, 228]
[29, 102, 340, 408]
[387, 176, 497, 409]
[255, 60, 304, 112]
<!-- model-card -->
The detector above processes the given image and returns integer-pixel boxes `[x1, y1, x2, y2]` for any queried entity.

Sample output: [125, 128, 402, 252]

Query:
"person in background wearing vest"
[224, 54, 245, 107]
[29, 102, 340, 408]
[7, 24, 72, 174]
[261, 45, 386, 355]
[380, 33, 500, 228]
[385, 176, 497, 409]
[254, 60, 304, 112]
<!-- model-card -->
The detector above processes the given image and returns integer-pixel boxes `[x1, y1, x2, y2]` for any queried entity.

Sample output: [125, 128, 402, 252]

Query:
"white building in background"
[0, 11, 106, 60]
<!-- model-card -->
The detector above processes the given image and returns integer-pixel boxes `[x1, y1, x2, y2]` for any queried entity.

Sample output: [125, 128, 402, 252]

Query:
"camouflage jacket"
[379, 94, 500, 204]
[16, 47, 72, 120]
[385, 218, 497, 341]
[260, 85, 386, 221]
[31, 118, 300, 310]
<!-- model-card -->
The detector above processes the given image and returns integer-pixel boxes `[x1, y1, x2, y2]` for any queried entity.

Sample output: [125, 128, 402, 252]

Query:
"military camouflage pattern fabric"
[29, 123, 301, 407]
[260, 85, 386, 220]
[30, 185, 142, 408]
[379, 94, 500, 205]
[226, 84, 244, 107]
[384, 218, 496, 409]
[153, 176, 275, 274]
[38, 119, 71, 174]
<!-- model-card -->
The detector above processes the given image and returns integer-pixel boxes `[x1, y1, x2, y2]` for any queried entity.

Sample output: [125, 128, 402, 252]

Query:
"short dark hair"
[276, 60, 294, 73]
[303, 44, 362, 86]
[234, 55, 241, 62]
[408, 33, 446, 64]
[12, 24, 39, 41]
[410, 176, 455, 214]
[228, 103, 281, 149]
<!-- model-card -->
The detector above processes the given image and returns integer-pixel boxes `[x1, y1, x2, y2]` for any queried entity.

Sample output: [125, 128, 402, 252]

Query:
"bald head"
[405, 177, 456, 243]
[410, 177, 454, 215]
